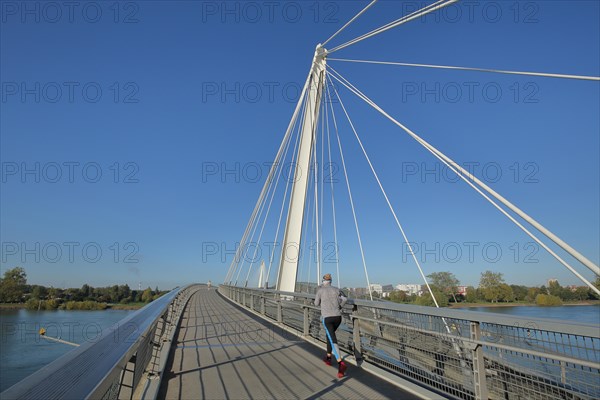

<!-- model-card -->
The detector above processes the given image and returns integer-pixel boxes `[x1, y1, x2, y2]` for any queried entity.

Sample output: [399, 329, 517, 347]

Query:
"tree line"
[0, 267, 166, 310]
[386, 270, 600, 307]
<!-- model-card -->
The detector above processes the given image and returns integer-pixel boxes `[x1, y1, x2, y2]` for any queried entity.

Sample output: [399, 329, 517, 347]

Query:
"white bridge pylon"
[276, 45, 327, 293]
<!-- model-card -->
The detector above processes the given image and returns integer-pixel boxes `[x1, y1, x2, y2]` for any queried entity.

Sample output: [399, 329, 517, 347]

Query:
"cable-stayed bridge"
[2, 1, 599, 399]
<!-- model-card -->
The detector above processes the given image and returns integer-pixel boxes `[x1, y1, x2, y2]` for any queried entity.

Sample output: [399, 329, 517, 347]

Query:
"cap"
[323, 273, 332, 281]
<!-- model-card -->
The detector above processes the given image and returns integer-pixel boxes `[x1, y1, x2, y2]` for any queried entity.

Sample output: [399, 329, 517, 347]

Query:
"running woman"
[315, 273, 348, 378]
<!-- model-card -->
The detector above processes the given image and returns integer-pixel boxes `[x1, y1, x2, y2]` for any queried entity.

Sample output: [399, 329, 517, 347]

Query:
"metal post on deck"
[470, 322, 489, 400]
[352, 306, 363, 361]
[303, 302, 309, 336]
[277, 298, 283, 324]
[261, 295, 266, 315]
[250, 294, 255, 311]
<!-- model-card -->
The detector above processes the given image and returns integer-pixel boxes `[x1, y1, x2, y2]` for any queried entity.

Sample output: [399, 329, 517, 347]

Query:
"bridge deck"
[159, 288, 418, 400]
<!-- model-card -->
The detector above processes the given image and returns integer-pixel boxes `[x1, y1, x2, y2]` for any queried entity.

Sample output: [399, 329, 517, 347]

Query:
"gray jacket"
[315, 284, 347, 318]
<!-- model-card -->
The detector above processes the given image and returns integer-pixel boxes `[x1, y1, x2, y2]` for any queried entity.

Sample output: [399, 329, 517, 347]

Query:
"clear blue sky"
[1, 1, 598, 290]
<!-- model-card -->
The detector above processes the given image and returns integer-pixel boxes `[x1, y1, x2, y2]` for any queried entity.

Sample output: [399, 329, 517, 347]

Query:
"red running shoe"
[337, 361, 347, 378]
[323, 356, 332, 366]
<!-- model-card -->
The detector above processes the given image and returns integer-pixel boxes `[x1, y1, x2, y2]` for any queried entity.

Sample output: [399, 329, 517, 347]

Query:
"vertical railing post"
[261, 295, 266, 315]
[303, 301, 309, 336]
[250, 293, 254, 311]
[243, 291, 246, 307]
[277, 297, 283, 324]
[470, 322, 489, 400]
[352, 304, 362, 361]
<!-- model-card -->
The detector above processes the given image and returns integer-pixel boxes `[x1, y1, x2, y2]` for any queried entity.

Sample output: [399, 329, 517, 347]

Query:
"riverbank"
[108, 302, 146, 310]
[0, 303, 25, 309]
[449, 300, 600, 308]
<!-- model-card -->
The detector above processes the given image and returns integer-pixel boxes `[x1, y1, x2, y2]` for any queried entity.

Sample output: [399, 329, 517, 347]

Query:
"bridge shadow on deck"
[158, 288, 420, 400]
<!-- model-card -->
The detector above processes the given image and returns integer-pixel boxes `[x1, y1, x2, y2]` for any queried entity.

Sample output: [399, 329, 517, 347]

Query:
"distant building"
[369, 284, 383, 295]
[395, 284, 421, 296]
[348, 287, 368, 297]
[457, 286, 468, 296]
[382, 284, 394, 298]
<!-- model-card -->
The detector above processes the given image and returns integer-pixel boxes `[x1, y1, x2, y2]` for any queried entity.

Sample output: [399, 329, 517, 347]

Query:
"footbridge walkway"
[2, 284, 598, 400]
[158, 286, 416, 399]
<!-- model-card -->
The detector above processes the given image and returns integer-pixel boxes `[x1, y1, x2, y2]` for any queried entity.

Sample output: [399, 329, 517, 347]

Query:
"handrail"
[352, 314, 600, 370]
[1, 285, 197, 400]
[230, 286, 599, 337]
[221, 285, 600, 400]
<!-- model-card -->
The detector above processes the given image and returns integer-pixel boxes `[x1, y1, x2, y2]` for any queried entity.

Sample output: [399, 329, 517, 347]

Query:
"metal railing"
[1, 284, 200, 400]
[220, 285, 600, 400]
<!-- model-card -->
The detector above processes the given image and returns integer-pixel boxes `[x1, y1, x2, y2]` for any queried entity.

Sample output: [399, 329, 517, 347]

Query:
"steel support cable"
[327, 73, 443, 309]
[327, 77, 473, 369]
[234, 152, 278, 286]
[328, 67, 600, 295]
[235, 148, 284, 286]
[325, 77, 374, 301]
[243, 103, 301, 287]
[328, 65, 600, 288]
[328, 77, 486, 370]
[329, 64, 600, 278]
[228, 71, 312, 284]
[322, 0, 378, 47]
[324, 90, 342, 289]
[328, 58, 600, 81]
[327, 0, 458, 54]
[265, 92, 307, 289]
[226, 76, 311, 285]
[313, 97, 322, 282]
[227, 72, 312, 285]
[235, 105, 301, 286]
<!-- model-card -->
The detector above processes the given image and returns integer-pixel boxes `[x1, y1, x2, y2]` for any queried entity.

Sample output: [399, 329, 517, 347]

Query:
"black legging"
[323, 316, 342, 354]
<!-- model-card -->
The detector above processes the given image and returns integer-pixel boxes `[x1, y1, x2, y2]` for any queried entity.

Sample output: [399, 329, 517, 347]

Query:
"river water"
[1, 305, 598, 392]
[0, 308, 134, 392]
[461, 304, 600, 325]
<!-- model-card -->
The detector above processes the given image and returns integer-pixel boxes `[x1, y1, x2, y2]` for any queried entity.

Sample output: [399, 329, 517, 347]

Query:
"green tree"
[526, 287, 541, 303]
[0, 267, 27, 302]
[536, 294, 563, 306]
[510, 285, 528, 302]
[389, 290, 408, 303]
[64, 288, 83, 301]
[109, 285, 120, 303]
[47, 287, 60, 299]
[479, 271, 505, 303]
[31, 285, 47, 300]
[548, 280, 563, 297]
[498, 284, 515, 302]
[574, 286, 591, 301]
[81, 284, 91, 300]
[465, 286, 478, 303]
[427, 271, 460, 302]
[141, 287, 153, 303]
[414, 288, 449, 307]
